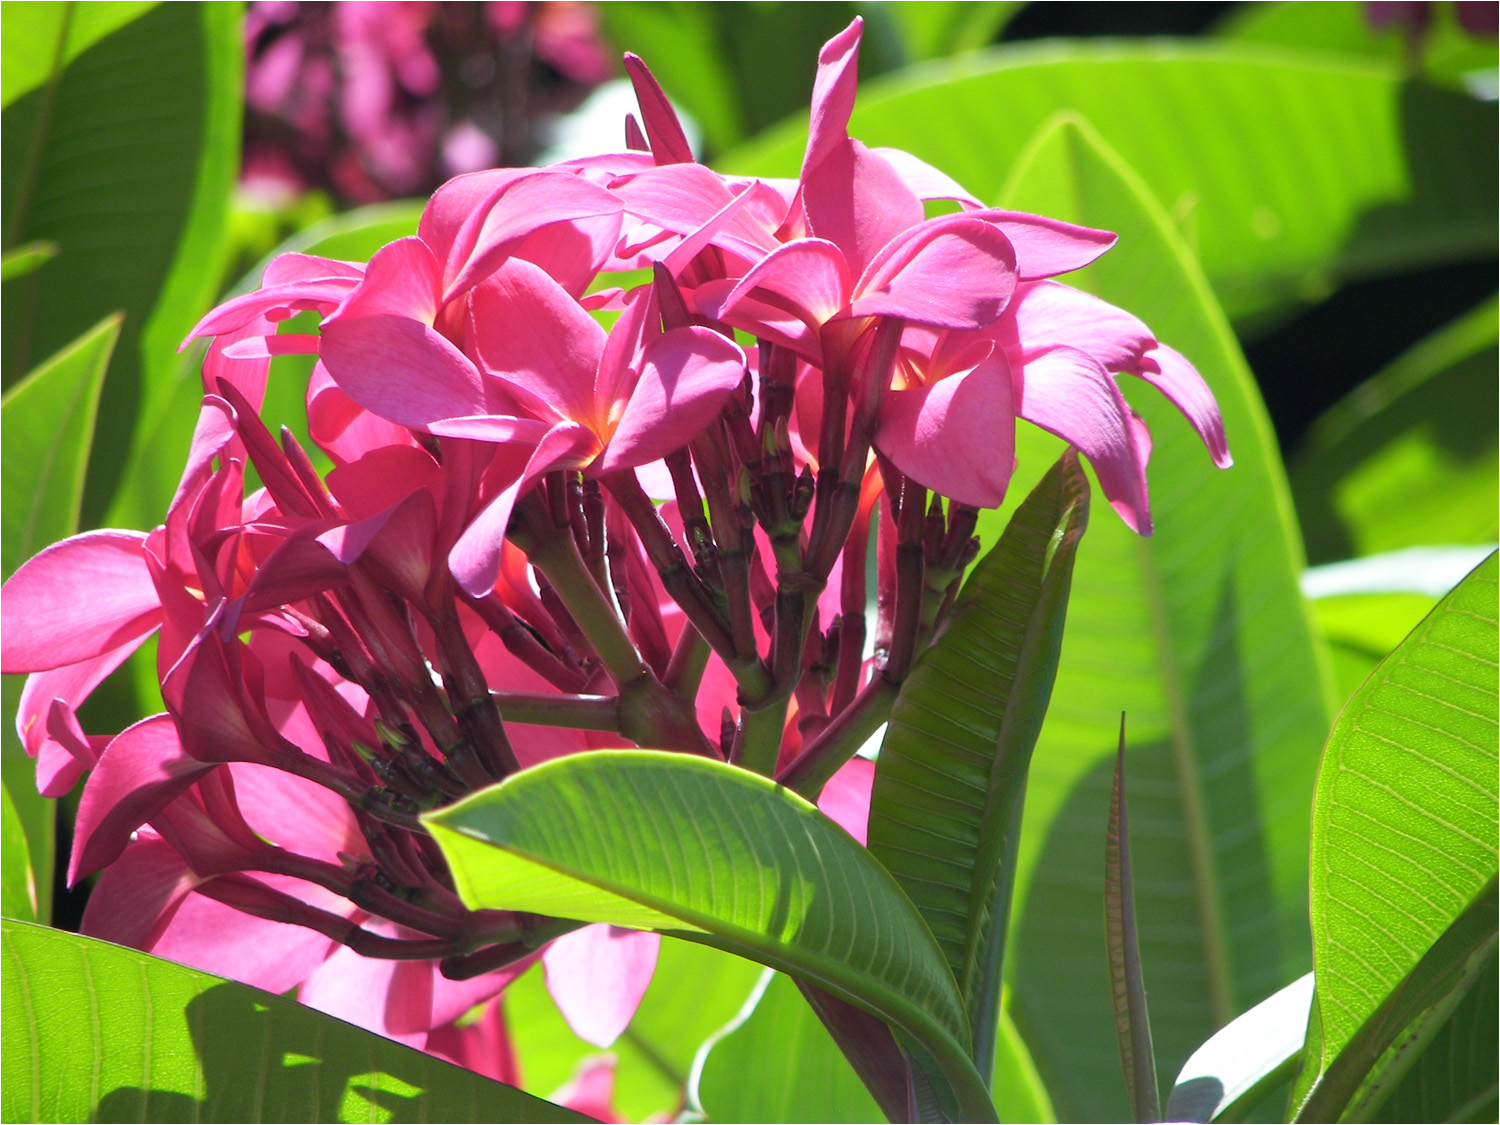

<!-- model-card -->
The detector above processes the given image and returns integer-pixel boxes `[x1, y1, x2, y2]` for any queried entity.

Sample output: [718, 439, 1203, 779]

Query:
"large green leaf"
[866, 451, 1087, 1077]
[424, 751, 997, 1121]
[1291, 295, 1497, 565]
[885, 2, 1022, 61]
[0, 679, 48, 925]
[503, 936, 762, 1122]
[0, 780, 36, 922]
[0, 920, 587, 1123]
[0, 1, 160, 108]
[986, 116, 1334, 1120]
[1300, 552, 1498, 1102]
[690, 969, 884, 1123]
[2, 2, 241, 527]
[721, 42, 1496, 324]
[0, 312, 118, 578]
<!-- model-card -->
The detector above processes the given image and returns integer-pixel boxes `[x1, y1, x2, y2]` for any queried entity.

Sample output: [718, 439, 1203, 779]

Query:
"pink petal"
[871, 147, 982, 208]
[1016, 346, 1152, 534]
[325, 443, 442, 520]
[617, 164, 778, 266]
[818, 756, 876, 845]
[972, 209, 1117, 280]
[320, 314, 493, 432]
[228, 760, 363, 864]
[35, 699, 107, 798]
[183, 277, 359, 345]
[307, 362, 420, 465]
[149, 877, 338, 994]
[71, 715, 215, 883]
[1, 531, 159, 672]
[1010, 280, 1154, 373]
[419, 168, 533, 267]
[16, 643, 141, 766]
[300, 936, 434, 1045]
[803, 19, 863, 178]
[80, 834, 198, 951]
[851, 216, 1017, 330]
[1132, 344, 1233, 469]
[324, 236, 444, 325]
[623, 53, 695, 164]
[803, 139, 925, 278]
[448, 424, 599, 596]
[429, 959, 535, 1030]
[877, 349, 1017, 509]
[543, 925, 661, 1048]
[442, 172, 622, 304]
[467, 259, 606, 427]
[595, 327, 747, 474]
[511, 212, 623, 298]
[713, 238, 853, 336]
[262, 253, 365, 286]
[694, 278, 823, 364]
[554, 1057, 624, 1124]
[202, 315, 273, 413]
[425, 1000, 521, 1086]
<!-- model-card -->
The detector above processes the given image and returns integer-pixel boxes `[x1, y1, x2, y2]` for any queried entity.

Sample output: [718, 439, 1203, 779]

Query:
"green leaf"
[690, 969, 884, 1123]
[1106, 723, 1160, 1124]
[1294, 878, 1497, 1122]
[1377, 945, 1498, 1125]
[0, 780, 36, 922]
[0, 239, 57, 281]
[1167, 972, 1314, 1123]
[503, 937, 762, 1122]
[721, 42, 1496, 324]
[0, 1, 160, 109]
[1297, 552, 1498, 1112]
[866, 451, 1088, 1077]
[2, 2, 242, 528]
[885, 2, 1022, 61]
[0, 312, 118, 578]
[1218, 1, 1499, 93]
[988, 115, 1334, 1120]
[992, 1002, 1056, 1124]
[0, 678, 49, 924]
[1291, 296, 1498, 565]
[424, 750, 998, 1121]
[0, 919, 588, 1123]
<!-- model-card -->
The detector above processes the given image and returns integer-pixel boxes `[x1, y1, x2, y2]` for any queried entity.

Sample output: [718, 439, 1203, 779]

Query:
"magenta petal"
[974, 210, 1117, 280]
[448, 424, 598, 596]
[852, 217, 1017, 330]
[543, 925, 661, 1048]
[596, 327, 747, 474]
[695, 279, 822, 364]
[715, 238, 853, 334]
[622, 53, 695, 165]
[300, 935, 434, 1045]
[871, 147, 982, 208]
[325, 236, 444, 325]
[1017, 346, 1152, 534]
[71, 715, 215, 884]
[419, 168, 533, 267]
[1, 531, 159, 673]
[183, 277, 359, 345]
[803, 19, 863, 177]
[467, 258, 606, 426]
[80, 835, 198, 951]
[818, 757, 875, 845]
[1010, 280, 1154, 373]
[1133, 344, 1233, 469]
[803, 139, 925, 277]
[320, 314, 492, 431]
[876, 350, 1017, 509]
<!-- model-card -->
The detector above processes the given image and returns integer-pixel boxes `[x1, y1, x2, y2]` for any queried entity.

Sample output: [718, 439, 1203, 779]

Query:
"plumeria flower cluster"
[0, 19, 1228, 1096]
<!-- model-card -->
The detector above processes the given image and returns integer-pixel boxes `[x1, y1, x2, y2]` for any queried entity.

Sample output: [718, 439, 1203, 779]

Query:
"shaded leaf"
[0, 919, 588, 1123]
[424, 750, 997, 1121]
[1105, 721, 1160, 1123]
[1291, 295, 1498, 565]
[690, 970, 884, 1123]
[989, 115, 1333, 1120]
[0, 780, 36, 922]
[1, 312, 119, 578]
[722, 43, 1496, 324]
[886, 2, 1022, 61]
[991, 1002, 1056, 1124]
[1296, 552, 1498, 1112]
[2, 2, 241, 529]
[1168, 972, 1313, 1123]
[0, 240, 57, 282]
[866, 451, 1088, 1077]
[1294, 878, 1497, 1122]
[0, 1, 160, 108]
[0, 678, 49, 924]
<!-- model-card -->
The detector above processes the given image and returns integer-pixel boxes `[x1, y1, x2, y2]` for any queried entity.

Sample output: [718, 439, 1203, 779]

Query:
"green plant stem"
[777, 676, 899, 799]
[488, 691, 620, 731]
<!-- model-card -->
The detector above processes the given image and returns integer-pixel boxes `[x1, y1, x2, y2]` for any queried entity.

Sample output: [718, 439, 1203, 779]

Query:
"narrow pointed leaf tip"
[423, 750, 999, 1122]
[1106, 716, 1161, 1123]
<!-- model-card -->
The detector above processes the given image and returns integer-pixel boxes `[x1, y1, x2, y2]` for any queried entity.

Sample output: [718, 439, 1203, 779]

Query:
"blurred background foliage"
[1, 2, 1494, 1121]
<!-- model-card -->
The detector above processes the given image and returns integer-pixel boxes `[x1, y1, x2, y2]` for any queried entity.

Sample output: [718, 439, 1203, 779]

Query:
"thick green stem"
[488, 691, 620, 731]
[777, 676, 899, 799]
